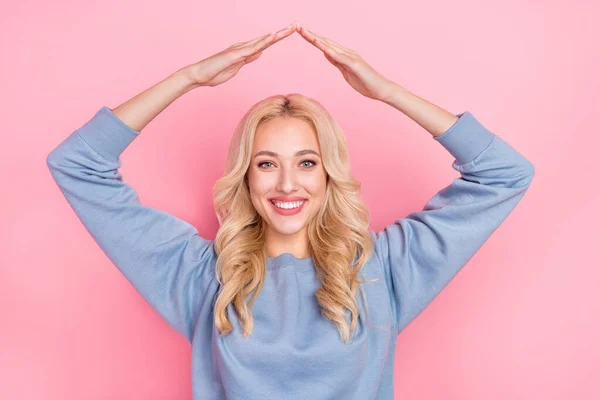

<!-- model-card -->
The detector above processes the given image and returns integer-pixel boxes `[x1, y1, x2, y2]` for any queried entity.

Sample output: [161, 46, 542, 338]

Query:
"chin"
[269, 221, 306, 235]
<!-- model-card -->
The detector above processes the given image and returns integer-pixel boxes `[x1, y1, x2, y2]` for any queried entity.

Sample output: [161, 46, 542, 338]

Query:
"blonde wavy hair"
[212, 93, 377, 343]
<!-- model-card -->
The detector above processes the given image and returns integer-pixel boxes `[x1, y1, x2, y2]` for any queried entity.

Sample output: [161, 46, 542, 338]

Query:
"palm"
[202, 49, 264, 87]
[186, 26, 291, 87]
[298, 26, 393, 102]
[186, 23, 393, 100]
[324, 53, 383, 100]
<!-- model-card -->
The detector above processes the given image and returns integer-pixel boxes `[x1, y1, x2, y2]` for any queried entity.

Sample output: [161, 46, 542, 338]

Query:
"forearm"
[380, 83, 459, 138]
[111, 67, 200, 132]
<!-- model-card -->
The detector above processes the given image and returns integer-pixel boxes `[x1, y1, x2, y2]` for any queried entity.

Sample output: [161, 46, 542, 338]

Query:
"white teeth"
[271, 200, 305, 209]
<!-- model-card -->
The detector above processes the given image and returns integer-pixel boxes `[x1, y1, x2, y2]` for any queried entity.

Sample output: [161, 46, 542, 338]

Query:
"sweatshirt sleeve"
[46, 106, 218, 344]
[370, 111, 535, 336]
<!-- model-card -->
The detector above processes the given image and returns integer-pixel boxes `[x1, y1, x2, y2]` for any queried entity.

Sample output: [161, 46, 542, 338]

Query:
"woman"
[47, 23, 534, 400]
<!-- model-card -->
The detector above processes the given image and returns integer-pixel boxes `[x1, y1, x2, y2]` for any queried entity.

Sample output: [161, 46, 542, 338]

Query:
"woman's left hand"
[296, 25, 396, 102]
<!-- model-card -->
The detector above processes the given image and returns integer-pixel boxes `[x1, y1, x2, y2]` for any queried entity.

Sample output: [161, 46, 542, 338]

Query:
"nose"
[275, 166, 299, 193]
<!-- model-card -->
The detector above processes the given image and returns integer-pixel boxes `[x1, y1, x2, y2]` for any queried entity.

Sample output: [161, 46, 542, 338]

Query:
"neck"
[264, 225, 309, 259]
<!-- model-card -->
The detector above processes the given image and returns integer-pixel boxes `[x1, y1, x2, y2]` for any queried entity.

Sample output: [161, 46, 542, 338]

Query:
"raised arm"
[46, 69, 219, 343]
[372, 86, 535, 336]
[46, 25, 299, 343]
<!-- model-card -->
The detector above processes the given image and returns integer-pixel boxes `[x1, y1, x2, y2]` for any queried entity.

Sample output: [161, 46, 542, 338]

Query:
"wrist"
[173, 67, 202, 93]
[379, 82, 411, 106]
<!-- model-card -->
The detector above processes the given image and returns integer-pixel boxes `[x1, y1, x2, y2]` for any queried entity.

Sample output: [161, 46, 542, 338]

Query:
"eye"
[257, 160, 317, 169]
[258, 161, 275, 169]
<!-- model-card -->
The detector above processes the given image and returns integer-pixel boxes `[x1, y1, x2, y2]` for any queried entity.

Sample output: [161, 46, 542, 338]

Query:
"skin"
[218, 22, 458, 258]
[110, 21, 461, 260]
[242, 23, 398, 259]
[247, 117, 327, 259]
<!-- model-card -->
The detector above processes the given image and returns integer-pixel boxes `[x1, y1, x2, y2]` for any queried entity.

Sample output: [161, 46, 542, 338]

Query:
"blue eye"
[258, 161, 275, 168]
[300, 160, 317, 168]
[258, 160, 317, 169]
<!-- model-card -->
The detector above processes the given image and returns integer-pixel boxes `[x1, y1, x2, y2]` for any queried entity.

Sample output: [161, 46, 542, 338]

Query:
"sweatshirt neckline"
[266, 253, 314, 271]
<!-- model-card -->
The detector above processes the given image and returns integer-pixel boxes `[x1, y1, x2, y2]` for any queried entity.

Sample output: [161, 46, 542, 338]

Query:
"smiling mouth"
[269, 199, 306, 207]
[269, 199, 307, 214]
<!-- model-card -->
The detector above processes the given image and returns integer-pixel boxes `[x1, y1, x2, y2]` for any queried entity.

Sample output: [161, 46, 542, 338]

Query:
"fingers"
[297, 26, 353, 55]
[236, 24, 296, 55]
[244, 33, 273, 47]
[296, 26, 354, 68]
[241, 24, 296, 52]
[257, 25, 296, 51]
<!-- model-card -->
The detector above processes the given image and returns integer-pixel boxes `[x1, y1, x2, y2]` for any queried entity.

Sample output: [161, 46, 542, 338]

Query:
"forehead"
[253, 117, 319, 154]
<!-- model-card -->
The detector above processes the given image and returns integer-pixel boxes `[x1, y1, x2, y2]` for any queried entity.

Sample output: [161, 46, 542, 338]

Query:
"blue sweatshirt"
[46, 106, 534, 399]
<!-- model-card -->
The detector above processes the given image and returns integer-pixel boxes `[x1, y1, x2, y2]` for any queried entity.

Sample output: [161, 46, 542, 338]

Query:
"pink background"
[2, 1, 598, 399]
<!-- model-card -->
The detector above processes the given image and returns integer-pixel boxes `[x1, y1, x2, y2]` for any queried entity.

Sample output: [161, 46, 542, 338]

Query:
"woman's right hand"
[185, 23, 299, 87]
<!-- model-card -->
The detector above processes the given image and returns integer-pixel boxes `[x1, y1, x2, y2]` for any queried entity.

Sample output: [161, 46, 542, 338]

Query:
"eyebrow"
[253, 149, 321, 158]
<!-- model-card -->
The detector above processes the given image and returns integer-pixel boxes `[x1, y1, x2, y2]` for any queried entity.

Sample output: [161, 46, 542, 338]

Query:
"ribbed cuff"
[433, 111, 495, 166]
[76, 106, 141, 161]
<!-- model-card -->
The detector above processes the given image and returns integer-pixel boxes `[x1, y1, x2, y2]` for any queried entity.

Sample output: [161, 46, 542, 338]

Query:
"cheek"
[248, 176, 274, 204]
[304, 174, 327, 194]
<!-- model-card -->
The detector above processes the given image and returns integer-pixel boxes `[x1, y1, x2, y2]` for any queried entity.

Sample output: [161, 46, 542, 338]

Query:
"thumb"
[324, 52, 342, 69]
[244, 51, 263, 64]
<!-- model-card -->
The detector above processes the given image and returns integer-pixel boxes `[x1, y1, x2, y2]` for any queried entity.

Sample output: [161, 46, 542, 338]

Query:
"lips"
[269, 199, 306, 206]
[269, 198, 307, 216]
[269, 196, 308, 202]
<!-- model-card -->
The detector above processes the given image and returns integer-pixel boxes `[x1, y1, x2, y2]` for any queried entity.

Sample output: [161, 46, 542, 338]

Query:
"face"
[247, 117, 327, 238]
